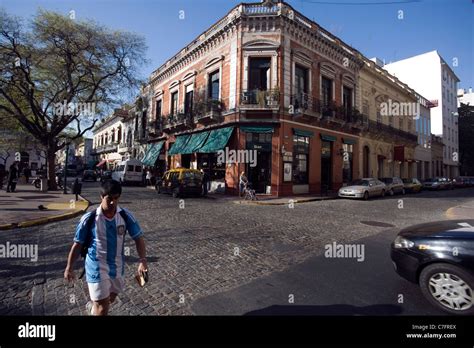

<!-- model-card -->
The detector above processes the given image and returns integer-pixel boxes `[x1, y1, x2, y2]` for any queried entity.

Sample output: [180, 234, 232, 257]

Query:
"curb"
[0, 195, 90, 231]
[445, 200, 474, 220]
[234, 196, 338, 206]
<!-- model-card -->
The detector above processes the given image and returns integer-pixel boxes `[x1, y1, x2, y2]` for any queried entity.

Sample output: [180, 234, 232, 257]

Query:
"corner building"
[141, 0, 418, 196]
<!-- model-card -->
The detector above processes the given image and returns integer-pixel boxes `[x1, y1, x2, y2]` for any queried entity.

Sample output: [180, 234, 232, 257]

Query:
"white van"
[111, 159, 143, 185]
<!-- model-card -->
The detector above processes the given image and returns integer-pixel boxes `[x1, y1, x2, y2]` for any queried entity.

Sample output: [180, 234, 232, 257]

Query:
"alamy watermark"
[0, 241, 38, 262]
[380, 99, 419, 119]
[53, 100, 96, 117]
[324, 242, 365, 262]
[217, 147, 257, 167]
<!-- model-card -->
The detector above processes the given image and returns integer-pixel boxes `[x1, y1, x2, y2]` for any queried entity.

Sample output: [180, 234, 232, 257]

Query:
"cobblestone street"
[1, 183, 473, 316]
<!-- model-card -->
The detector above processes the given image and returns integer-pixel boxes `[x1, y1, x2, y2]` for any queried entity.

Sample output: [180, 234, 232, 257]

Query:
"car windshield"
[350, 180, 369, 186]
[402, 179, 411, 183]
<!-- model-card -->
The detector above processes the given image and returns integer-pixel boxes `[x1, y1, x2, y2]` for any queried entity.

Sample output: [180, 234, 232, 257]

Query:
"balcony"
[240, 89, 280, 110]
[147, 119, 163, 137]
[93, 143, 118, 154]
[117, 143, 132, 154]
[194, 100, 223, 124]
[163, 112, 194, 133]
[362, 119, 418, 143]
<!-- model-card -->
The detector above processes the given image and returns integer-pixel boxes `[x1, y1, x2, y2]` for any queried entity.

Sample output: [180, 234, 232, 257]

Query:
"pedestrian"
[145, 169, 152, 186]
[201, 169, 210, 196]
[239, 171, 248, 198]
[6, 162, 19, 193]
[64, 179, 148, 316]
[23, 165, 31, 184]
[0, 164, 5, 190]
[142, 167, 147, 186]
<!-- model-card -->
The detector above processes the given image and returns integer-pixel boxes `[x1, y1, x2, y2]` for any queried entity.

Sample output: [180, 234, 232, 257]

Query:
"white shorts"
[87, 277, 125, 301]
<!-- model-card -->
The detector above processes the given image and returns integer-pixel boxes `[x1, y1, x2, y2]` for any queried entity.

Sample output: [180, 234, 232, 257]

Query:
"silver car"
[338, 178, 386, 200]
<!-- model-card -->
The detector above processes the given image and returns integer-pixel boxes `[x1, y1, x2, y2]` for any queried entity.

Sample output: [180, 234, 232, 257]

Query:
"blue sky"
[3, 0, 473, 92]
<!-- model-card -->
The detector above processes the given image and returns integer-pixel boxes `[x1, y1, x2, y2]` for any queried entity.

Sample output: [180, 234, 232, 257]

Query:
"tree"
[0, 9, 147, 188]
[458, 102, 474, 176]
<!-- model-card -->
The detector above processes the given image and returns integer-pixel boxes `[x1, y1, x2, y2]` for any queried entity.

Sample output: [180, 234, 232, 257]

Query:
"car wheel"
[363, 191, 369, 200]
[389, 189, 394, 196]
[172, 188, 179, 198]
[419, 263, 474, 315]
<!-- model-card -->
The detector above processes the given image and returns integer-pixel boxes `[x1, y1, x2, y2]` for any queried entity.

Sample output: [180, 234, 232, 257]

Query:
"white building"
[384, 50, 460, 178]
[458, 88, 474, 107]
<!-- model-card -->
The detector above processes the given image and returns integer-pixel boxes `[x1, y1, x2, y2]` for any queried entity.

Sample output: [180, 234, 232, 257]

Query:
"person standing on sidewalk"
[23, 165, 31, 184]
[145, 169, 152, 187]
[6, 162, 19, 192]
[64, 179, 148, 316]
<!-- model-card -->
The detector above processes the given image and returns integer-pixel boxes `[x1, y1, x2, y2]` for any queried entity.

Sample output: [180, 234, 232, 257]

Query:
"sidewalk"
[0, 184, 89, 230]
[445, 199, 474, 219]
[145, 185, 338, 205]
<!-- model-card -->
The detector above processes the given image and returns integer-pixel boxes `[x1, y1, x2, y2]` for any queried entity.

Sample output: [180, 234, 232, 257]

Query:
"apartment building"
[384, 50, 460, 178]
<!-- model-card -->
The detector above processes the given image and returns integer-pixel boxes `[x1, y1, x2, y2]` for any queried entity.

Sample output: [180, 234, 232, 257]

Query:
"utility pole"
[63, 143, 69, 194]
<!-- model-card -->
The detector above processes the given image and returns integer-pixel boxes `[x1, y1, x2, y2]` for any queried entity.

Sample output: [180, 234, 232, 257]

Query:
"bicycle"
[243, 183, 258, 201]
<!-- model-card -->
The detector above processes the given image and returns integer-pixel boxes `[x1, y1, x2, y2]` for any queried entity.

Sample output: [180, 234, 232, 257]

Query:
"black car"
[391, 220, 474, 315]
[82, 170, 97, 182]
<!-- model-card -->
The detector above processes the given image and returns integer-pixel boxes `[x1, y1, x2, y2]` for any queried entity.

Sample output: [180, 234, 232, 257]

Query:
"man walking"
[64, 179, 148, 316]
[6, 162, 19, 192]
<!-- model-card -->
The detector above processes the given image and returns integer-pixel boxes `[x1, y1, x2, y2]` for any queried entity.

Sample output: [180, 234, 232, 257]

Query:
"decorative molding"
[205, 55, 225, 69]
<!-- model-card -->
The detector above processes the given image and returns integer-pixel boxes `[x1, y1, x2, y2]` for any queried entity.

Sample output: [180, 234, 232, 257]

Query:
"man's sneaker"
[86, 301, 94, 316]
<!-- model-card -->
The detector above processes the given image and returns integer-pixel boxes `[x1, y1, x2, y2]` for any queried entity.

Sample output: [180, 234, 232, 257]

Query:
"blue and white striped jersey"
[74, 206, 143, 283]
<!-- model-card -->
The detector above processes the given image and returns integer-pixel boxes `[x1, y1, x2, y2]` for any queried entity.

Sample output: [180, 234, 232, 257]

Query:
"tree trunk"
[47, 148, 57, 190]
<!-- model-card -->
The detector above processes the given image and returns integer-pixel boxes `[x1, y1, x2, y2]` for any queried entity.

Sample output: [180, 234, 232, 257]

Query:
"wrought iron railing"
[241, 89, 280, 107]
[194, 99, 224, 119]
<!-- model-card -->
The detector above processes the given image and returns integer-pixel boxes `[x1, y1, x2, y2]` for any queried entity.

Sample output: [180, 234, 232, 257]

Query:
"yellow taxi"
[155, 168, 203, 198]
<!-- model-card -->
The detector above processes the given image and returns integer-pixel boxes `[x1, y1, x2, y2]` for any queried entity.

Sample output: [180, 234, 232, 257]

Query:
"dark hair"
[100, 179, 122, 197]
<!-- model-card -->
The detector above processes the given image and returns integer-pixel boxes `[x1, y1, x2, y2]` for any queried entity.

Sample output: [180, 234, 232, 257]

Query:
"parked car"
[380, 177, 405, 196]
[155, 168, 203, 198]
[82, 170, 97, 182]
[111, 159, 143, 185]
[422, 177, 449, 190]
[391, 219, 474, 315]
[100, 170, 113, 183]
[453, 176, 473, 188]
[402, 178, 422, 193]
[338, 178, 386, 200]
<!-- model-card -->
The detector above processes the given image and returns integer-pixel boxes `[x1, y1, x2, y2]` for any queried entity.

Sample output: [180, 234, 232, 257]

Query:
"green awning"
[321, 134, 337, 142]
[181, 131, 210, 154]
[198, 126, 234, 153]
[293, 128, 314, 137]
[240, 126, 274, 133]
[168, 135, 191, 155]
[142, 141, 164, 166]
[343, 138, 357, 145]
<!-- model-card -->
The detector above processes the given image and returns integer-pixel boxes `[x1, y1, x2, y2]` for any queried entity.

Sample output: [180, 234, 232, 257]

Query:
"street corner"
[445, 199, 474, 219]
[0, 192, 90, 230]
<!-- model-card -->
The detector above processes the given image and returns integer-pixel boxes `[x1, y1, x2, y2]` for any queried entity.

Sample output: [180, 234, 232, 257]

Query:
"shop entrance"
[321, 141, 333, 191]
[247, 151, 271, 194]
[245, 132, 272, 194]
